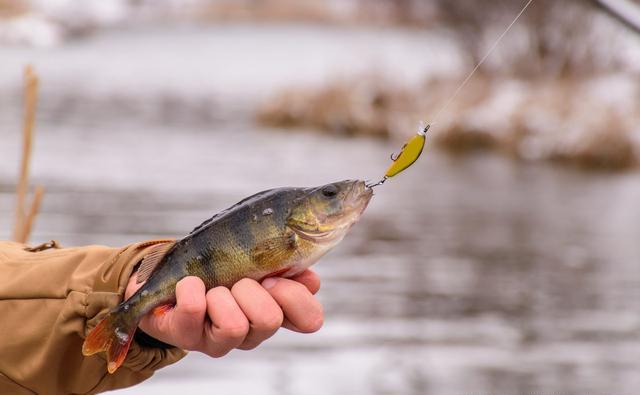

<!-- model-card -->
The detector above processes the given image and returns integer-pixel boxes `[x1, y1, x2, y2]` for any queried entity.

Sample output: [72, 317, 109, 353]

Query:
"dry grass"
[257, 78, 415, 139]
[0, 0, 28, 18]
[13, 65, 44, 244]
[257, 74, 640, 171]
[198, 0, 437, 26]
[200, 0, 346, 24]
[431, 77, 639, 170]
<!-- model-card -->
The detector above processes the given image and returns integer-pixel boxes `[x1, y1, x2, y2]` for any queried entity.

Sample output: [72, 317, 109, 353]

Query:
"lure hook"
[366, 176, 387, 189]
[368, 121, 430, 190]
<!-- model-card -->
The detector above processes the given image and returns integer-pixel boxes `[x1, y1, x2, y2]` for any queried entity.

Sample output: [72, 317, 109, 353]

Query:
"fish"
[82, 179, 373, 373]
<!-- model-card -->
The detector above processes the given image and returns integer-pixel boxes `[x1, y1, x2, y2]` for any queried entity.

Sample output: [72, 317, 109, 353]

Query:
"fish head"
[287, 180, 372, 245]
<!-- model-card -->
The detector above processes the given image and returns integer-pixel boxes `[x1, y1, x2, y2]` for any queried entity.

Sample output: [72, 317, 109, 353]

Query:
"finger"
[138, 276, 206, 349]
[262, 277, 323, 333]
[281, 317, 302, 332]
[289, 269, 321, 294]
[231, 278, 283, 350]
[202, 286, 249, 357]
[168, 276, 207, 349]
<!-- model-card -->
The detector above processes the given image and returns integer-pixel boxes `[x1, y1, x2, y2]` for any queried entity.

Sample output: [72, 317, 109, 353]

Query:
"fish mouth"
[292, 180, 373, 244]
[345, 180, 373, 215]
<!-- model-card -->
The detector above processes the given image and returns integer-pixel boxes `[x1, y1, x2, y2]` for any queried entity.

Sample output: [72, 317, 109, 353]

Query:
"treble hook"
[366, 176, 387, 189]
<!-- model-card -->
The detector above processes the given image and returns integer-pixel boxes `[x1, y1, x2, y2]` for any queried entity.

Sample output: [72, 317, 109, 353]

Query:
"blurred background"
[1, 0, 640, 394]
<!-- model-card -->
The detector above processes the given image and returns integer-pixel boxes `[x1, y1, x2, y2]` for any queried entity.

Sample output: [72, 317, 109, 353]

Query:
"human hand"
[124, 270, 323, 356]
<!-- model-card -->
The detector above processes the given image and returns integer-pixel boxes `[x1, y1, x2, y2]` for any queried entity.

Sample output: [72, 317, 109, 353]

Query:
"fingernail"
[262, 277, 279, 289]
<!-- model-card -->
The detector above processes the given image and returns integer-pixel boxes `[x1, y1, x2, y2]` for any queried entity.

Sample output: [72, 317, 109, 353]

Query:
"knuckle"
[179, 335, 202, 350]
[180, 299, 205, 315]
[205, 347, 231, 358]
[237, 341, 260, 351]
[253, 309, 283, 330]
[219, 320, 250, 340]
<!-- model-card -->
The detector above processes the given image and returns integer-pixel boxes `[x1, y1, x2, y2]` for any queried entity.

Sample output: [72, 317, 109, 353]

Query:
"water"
[1, 25, 639, 394]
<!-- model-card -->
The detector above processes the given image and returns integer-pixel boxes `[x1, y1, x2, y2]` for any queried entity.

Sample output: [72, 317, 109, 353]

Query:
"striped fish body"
[131, 187, 316, 314]
[83, 180, 373, 373]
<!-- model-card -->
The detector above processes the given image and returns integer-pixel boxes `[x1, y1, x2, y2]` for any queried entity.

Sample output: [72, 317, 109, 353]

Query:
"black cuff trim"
[134, 329, 175, 350]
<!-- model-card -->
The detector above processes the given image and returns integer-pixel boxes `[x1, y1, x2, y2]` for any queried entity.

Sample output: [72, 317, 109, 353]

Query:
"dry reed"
[0, 0, 28, 18]
[256, 78, 415, 139]
[13, 65, 44, 244]
[257, 75, 640, 171]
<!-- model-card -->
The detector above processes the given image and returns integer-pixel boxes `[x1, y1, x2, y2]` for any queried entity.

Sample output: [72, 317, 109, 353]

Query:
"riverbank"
[257, 74, 640, 170]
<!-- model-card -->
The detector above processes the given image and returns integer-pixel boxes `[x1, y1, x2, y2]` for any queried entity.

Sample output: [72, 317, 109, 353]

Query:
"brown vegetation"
[201, 0, 621, 78]
[435, 78, 638, 170]
[13, 66, 44, 243]
[257, 75, 640, 171]
[199, 0, 439, 26]
[431, 0, 619, 76]
[255, 0, 639, 171]
[200, 0, 347, 24]
[256, 78, 415, 139]
[0, 0, 27, 18]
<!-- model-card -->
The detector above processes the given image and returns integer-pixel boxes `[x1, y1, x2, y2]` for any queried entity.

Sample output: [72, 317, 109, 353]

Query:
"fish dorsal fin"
[187, 215, 216, 236]
[186, 189, 278, 237]
[136, 241, 175, 284]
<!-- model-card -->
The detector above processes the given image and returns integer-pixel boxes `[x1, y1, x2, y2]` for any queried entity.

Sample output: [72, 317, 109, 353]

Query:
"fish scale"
[82, 179, 373, 373]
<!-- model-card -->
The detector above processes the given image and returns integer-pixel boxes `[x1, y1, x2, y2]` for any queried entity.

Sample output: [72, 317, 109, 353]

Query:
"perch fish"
[83, 180, 372, 373]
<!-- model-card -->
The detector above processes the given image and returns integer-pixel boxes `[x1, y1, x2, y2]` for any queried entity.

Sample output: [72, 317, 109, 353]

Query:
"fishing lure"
[367, 123, 429, 188]
[367, 0, 534, 188]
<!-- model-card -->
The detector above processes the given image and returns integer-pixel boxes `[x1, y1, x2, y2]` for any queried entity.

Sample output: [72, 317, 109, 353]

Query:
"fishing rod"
[367, 0, 535, 188]
[594, 0, 640, 34]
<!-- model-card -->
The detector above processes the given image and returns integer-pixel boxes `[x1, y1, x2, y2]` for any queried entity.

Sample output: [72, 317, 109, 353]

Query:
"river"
[1, 24, 639, 394]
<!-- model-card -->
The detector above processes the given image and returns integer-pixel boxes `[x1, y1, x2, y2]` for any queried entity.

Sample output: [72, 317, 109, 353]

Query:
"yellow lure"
[366, 123, 428, 189]
[384, 124, 429, 178]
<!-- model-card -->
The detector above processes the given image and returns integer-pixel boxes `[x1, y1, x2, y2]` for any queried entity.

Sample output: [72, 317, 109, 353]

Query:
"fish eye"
[321, 185, 338, 198]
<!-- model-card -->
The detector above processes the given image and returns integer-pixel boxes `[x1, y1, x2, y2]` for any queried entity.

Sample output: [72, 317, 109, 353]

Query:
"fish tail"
[82, 310, 137, 374]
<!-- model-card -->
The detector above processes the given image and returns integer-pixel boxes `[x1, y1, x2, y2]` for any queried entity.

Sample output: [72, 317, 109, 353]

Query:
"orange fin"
[137, 241, 175, 284]
[82, 312, 137, 374]
[152, 304, 173, 317]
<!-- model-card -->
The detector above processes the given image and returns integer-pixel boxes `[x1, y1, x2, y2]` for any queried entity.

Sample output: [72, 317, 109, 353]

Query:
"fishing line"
[430, 0, 535, 125]
[367, 0, 535, 188]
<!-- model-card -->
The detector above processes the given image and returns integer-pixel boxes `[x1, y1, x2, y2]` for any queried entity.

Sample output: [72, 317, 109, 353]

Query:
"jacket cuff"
[134, 329, 175, 349]
[84, 239, 187, 374]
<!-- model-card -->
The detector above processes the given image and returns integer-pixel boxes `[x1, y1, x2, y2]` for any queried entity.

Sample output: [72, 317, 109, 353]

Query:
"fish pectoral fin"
[252, 232, 297, 268]
[136, 241, 176, 284]
[152, 304, 174, 317]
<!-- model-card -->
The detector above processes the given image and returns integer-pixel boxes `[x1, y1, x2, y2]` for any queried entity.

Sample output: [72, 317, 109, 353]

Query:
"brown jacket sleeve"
[0, 239, 187, 395]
